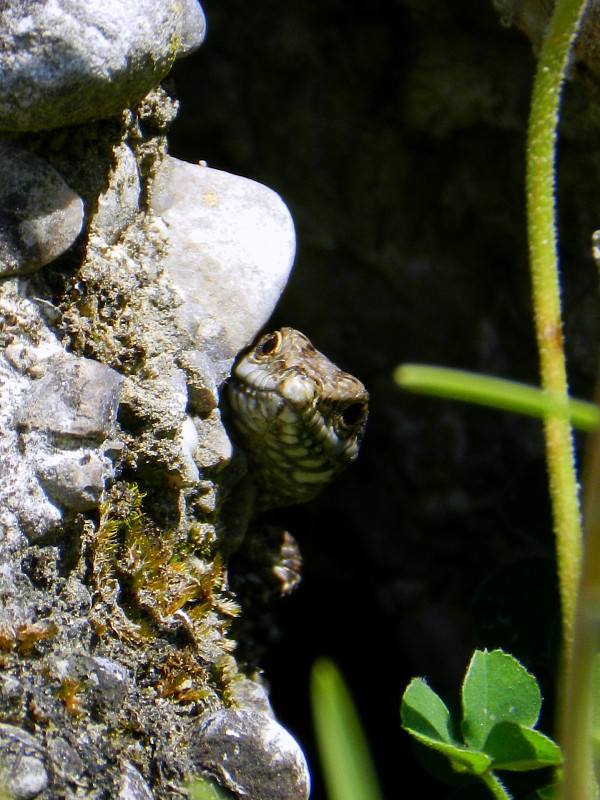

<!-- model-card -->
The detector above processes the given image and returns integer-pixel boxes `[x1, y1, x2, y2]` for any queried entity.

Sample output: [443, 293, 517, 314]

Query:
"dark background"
[168, 1, 600, 796]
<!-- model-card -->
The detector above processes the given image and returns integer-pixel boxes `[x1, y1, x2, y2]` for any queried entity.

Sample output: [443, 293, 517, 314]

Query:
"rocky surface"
[11, 0, 600, 797]
[0, 724, 49, 799]
[0, 287, 123, 539]
[0, 2, 311, 799]
[190, 708, 310, 800]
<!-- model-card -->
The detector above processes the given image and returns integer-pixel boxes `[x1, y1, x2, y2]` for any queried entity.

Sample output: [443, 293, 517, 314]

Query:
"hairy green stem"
[525, 0, 591, 796]
[526, 0, 587, 662]
[480, 771, 513, 800]
[560, 396, 600, 800]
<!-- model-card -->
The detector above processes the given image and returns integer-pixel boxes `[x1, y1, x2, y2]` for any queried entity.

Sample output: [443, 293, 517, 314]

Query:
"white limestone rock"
[150, 158, 296, 383]
[0, 0, 206, 131]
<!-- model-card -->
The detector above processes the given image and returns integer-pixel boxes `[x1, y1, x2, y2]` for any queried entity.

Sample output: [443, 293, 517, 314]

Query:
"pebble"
[119, 762, 154, 800]
[0, 0, 206, 131]
[19, 354, 124, 512]
[93, 142, 141, 245]
[21, 356, 123, 439]
[190, 708, 310, 800]
[0, 143, 84, 277]
[46, 737, 85, 784]
[0, 724, 49, 799]
[150, 157, 296, 382]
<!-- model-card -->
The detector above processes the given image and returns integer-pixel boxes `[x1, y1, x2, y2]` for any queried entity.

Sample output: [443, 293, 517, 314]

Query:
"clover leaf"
[401, 650, 562, 799]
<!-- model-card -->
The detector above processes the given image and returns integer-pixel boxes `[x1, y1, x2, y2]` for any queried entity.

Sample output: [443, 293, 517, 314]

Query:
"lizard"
[226, 326, 369, 512]
[224, 326, 369, 656]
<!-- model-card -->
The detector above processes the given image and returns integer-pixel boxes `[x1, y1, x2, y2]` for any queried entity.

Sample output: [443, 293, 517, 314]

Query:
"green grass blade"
[311, 658, 384, 800]
[394, 364, 600, 432]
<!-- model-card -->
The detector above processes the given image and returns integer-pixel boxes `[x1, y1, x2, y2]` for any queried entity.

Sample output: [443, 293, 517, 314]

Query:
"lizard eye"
[339, 401, 367, 430]
[255, 331, 281, 357]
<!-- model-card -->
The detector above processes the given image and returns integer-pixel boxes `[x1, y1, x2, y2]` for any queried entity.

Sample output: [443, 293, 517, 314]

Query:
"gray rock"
[19, 351, 123, 512]
[47, 736, 85, 783]
[176, 349, 220, 413]
[0, 296, 64, 539]
[150, 158, 296, 381]
[0, 143, 84, 277]
[45, 653, 132, 714]
[119, 762, 154, 800]
[0, 30, 310, 800]
[0, 287, 124, 534]
[82, 655, 131, 692]
[21, 356, 123, 439]
[193, 411, 233, 471]
[0, 0, 206, 131]
[226, 676, 274, 716]
[93, 143, 141, 244]
[0, 723, 48, 799]
[190, 708, 310, 800]
[178, 0, 207, 57]
[34, 450, 107, 511]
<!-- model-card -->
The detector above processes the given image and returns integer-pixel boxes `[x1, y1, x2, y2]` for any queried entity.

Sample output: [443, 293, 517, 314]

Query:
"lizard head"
[226, 327, 369, 509]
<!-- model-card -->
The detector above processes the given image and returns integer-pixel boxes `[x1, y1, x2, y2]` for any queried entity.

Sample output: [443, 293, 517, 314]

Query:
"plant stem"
[559, 395, 600, 800]
[480, 771, 513, 800]
[526, 0, 592, 796]
[526, 0, 587, 662]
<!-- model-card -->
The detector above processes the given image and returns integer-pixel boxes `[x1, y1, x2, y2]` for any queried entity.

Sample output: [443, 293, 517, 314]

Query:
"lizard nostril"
[339, 401, 367, 429]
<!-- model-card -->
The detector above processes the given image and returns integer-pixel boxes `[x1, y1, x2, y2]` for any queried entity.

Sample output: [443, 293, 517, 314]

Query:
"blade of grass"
[311, 658, 384, 800]
[394, 364, 600, 432]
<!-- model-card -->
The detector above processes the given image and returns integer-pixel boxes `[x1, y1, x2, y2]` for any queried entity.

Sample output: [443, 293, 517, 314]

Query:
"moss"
[89, 482, 240, 706]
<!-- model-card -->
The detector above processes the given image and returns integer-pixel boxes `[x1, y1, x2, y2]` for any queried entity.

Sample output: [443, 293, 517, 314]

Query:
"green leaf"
[401, 678, 492, 776]
[461, 650, 542, 749]
[311, 658, 384, 800]
[417, 737, 493, 776]
[536, 780, 561, 799]
[401, 678, 457, 744]
[483, 721, 562, 771]
[187, 775, 234, 800]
